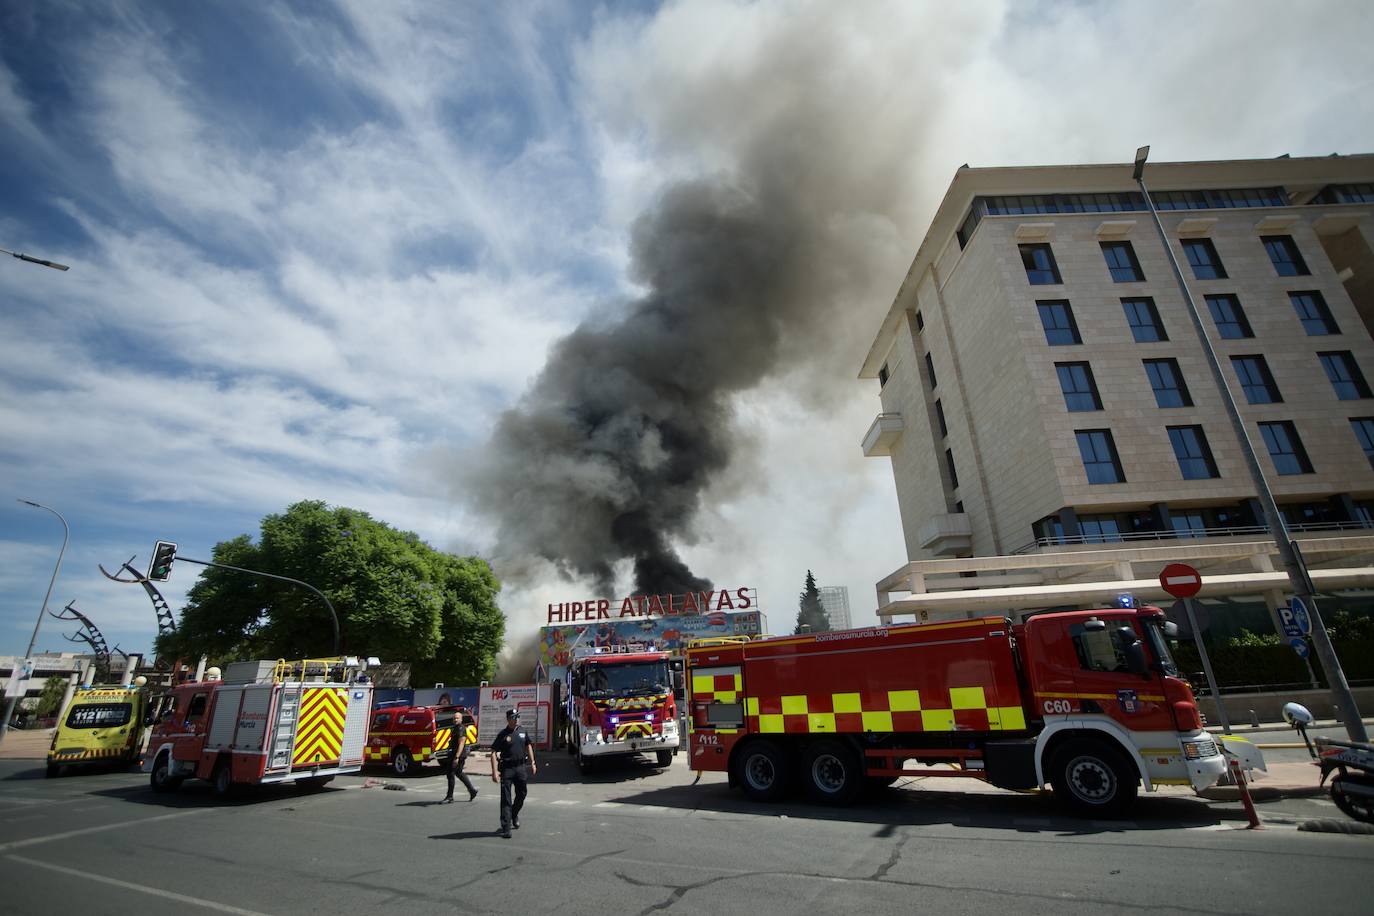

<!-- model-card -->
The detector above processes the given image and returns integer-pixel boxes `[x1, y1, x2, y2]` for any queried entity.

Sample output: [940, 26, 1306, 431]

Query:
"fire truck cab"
[567, 646, 681, 773]
[687, 609, 1236, 816]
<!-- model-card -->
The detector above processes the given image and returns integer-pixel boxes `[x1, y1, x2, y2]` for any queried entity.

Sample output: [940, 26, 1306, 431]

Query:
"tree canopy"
[794, 569, 830, 634]
[156, 501, 504, 686]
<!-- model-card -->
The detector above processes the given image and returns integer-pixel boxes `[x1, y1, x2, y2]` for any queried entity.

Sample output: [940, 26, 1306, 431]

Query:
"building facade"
[861, 154, 1374, 630]
[817, 585, 852, 630]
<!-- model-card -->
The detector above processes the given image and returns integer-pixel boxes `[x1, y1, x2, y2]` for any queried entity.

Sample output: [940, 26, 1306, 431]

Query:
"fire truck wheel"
[735, 740, 789, 802]
[1048, 738, 1137, 817]
[802, 740, 863, 804]
[211, 760, 234, 798]
[149, 752, 181, 793]
[391, 746, 414, 777]
[656, 750, 673, 768]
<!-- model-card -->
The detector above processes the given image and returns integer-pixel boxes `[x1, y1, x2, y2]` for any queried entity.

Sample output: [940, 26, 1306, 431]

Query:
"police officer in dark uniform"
[441, 710, 478, 803]
[489, 708, 536, 838]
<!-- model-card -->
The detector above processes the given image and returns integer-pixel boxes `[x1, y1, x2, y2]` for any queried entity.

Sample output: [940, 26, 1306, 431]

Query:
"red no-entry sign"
[1159, 563, 1202, 599]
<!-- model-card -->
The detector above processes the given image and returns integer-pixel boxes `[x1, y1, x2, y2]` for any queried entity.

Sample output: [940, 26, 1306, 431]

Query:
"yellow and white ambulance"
[47, 686, 146, 777]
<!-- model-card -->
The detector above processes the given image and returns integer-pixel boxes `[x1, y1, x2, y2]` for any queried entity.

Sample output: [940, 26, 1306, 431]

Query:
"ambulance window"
[185, 693, 209, 721]
[66, 703, 132, 729]
[1071, 620, 1136, 673]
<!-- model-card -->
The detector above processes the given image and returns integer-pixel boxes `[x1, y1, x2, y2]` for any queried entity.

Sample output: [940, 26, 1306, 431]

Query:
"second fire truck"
[567, 646, 680, 773]
[686, 607, 1237, 816]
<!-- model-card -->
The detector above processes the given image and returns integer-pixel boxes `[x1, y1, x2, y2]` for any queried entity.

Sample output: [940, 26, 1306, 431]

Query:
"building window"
[945, 448, 960, 489]
[1144, 358, 1193, 408]
[1171, 511, 1208, 538]
[924, 352, 937, 388]
[1101, 241, 1145, 282]
[1231, 355, 1282, 404]
[1020, 244, 1062, 285]
[1205, 294, 1253, 339]
[1037, 300, 1081, 345]
[1311, 183, 1374, 205]
[1352, 418, 1374, 469]
[878, 364, 889, 387]
[934, 399, 948, 437]
[915, 310, 924, 330]
[1183, 238, 1227, 280]
[1055, 362, 1102, 412]
[1290, 291, 1340, 335]
[1075, 429, 1125, 484]
[1262, 235, 1310, 276]
[1167, 426, 1219, 480]
[1259, 420, 1313, 475]
[1078, 515, 1123, 544]
[954, 500, 964, 513]
[1122, 298, 1167, 342]
[1320, 352, 1372, 400]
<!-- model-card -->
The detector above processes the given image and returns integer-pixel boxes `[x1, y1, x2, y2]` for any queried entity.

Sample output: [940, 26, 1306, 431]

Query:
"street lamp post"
[1132, 145, 1367, 743]
[1, 500, 70, 740]
[0, 246, 69, 271]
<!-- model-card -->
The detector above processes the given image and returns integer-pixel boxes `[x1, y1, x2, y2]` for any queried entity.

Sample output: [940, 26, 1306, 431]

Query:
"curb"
[1198, 784, 1326, 802]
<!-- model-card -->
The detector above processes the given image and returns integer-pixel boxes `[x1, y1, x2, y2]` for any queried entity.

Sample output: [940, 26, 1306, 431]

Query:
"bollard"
[1230, 758, 1263, 830]
[1249, 709, 1259, 728]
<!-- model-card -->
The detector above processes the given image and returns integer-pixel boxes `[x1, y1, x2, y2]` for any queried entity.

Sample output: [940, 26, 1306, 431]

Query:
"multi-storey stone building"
[861, 154, 1374, 639]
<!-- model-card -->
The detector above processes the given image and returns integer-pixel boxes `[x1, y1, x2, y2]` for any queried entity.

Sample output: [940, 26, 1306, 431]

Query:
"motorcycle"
[1283, 701, 1374, 823]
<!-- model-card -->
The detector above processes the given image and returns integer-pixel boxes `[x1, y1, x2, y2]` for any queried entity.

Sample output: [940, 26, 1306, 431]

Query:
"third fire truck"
[686, 608, 1237, 815]
[567, 646, 680, 773]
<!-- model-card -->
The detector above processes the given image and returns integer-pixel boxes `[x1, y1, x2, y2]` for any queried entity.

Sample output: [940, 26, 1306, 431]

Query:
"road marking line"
[0, 808, 208, 853]
[594, 802, 622, 808]
[550, 799, 580, 805]
[5, 854, 275, 915]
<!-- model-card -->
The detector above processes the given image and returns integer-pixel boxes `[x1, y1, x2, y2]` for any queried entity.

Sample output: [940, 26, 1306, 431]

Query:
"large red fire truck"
[145, 658, 374, 797]
[686, 608, 1233, 815]
[567, 646, 680, 773]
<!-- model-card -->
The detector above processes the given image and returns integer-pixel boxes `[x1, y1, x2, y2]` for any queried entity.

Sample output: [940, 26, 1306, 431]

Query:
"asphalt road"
[0, 749, 1369, 916]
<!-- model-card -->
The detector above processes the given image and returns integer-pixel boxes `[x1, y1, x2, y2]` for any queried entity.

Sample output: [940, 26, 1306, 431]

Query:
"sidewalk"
[0, 728, 54, 760]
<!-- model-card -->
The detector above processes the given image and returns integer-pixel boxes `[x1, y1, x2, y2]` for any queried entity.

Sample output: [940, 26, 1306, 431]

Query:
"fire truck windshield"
[584, 661, 670, 698]
[1144, 621, 1180, 677]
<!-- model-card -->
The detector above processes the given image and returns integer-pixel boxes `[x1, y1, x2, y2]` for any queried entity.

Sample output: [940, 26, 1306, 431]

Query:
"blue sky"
[3, 0, 1372, 665]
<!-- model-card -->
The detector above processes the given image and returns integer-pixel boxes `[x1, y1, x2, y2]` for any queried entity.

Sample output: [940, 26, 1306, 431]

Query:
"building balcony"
[862, 412, 905, 457]
[917, 513, 972, 557]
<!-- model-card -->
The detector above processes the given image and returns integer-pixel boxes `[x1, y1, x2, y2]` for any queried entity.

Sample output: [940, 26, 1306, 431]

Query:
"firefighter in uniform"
[490, 708, 537, 838]
[441, 711, 479, 803]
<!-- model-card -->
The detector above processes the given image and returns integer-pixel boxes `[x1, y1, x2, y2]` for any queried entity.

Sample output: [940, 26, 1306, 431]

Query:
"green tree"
[36, 676, 67, 718]
[794, 570, 830, 634]
[156, 501, 504, 685]
[1328, 609, 1374, 642]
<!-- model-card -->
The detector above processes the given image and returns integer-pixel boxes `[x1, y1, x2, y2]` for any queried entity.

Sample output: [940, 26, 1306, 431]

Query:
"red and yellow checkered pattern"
[743, 687, 1026, 734]
[691, 672, 741, 704]
[293, 688, 347, 766]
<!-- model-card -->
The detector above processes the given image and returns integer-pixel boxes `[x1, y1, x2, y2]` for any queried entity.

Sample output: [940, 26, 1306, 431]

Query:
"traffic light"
[148, 540, 177, 581]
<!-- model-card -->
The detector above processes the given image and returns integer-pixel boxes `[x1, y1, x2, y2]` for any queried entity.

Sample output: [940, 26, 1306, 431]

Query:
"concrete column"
[1058, 507, 1082, 542]
[1331, 493, 1358, 524]
[59, 669, 80, 718]
[1243, 498, 1265, 527]
[1150, 502, 1174, 534]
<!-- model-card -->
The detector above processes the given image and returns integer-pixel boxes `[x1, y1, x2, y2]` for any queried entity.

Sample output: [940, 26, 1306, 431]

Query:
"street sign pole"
[1183, 597, 1230, 734]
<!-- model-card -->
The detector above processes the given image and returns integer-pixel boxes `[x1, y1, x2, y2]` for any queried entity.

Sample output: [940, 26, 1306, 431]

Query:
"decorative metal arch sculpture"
[50, 600, 111, 680]
[100, 555, 177, 669]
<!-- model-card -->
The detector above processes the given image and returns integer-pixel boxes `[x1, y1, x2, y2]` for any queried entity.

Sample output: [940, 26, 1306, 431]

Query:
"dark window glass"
[1075, 429, 1125, 484]
[65, 703, 133, 729]
[1055, 362, 1102, 412]
[1037, 300, 1081, 345]
[1143, 358, 1193, 408]
[1182, 239, 1227, 279]
[1101, 241, 1144, 282]
[372, 713, 392, 729]
[1259, 421, 1313, 475]
[1171, 511, 1208, 538]
[1352, 418, 1374, 469]
[1151, 188, 1287, 210]
[1071, 618, 1138, 672]
[186, 693, 209, 721]
[1230, 355, 1282, 404]
[945, 448, 959, 489]
[1123, 298, 1167, 342]
[1311, 183, 1374, 205]
[934, 399, 948, 437]
[878, 364, 889, 387]
[1263, 235, 1310, 276]
[1167, 426, 1219, 479]
[1020, 244, 1062, 285]
[1319, 352, 1371, 400]
[924, 352, 937, 388]
[1078, 515, 1123, 543]
[954, 500, 964, 513]
[1290, 291, 1340, 335]
[1205, 294, 1252, 339]
[915, 310, 924, 330]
